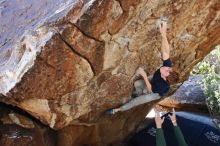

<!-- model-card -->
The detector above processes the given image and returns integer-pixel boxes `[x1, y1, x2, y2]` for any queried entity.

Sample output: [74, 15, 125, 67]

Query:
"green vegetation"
[192, 45, 220, 129]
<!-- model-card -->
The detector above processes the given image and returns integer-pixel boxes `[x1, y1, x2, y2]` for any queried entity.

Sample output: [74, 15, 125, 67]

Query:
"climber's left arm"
[160, 21, 170, 61]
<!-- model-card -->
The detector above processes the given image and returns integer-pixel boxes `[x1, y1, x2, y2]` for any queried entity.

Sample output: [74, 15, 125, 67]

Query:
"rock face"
[0, 0, 220, 145]
[0, 103, 56, 146]
[158, 75, 208, 113]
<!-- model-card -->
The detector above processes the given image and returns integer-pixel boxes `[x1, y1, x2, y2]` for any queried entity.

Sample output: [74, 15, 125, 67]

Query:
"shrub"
[192, 45, 220, 129]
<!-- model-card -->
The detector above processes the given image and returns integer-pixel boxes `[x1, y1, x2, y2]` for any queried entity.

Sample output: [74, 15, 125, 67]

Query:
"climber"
[155, 108, 188, 146]
[106, 21, 172, 114]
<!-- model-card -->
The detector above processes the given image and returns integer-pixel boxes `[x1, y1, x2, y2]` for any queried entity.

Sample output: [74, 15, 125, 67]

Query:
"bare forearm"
[142, 74, 151, 87]
[138, 68, 152, 93]
[159, 21, 170, 60]
[161, 35, 170, 60]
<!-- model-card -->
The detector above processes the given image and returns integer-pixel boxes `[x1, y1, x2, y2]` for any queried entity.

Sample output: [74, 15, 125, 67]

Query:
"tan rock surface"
[0, 0, 220, 145]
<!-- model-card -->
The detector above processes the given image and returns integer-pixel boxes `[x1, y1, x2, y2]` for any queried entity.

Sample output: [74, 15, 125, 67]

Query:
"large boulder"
[158, 75, 208, 113]
[0, 0, 220, 145]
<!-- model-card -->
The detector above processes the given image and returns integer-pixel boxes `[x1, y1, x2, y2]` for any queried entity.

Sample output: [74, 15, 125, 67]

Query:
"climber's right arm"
[137, 68, 152, 93]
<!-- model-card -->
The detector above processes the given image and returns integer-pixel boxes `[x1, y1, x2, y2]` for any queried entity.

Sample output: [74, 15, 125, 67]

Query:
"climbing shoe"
[105, 108, 116, 115]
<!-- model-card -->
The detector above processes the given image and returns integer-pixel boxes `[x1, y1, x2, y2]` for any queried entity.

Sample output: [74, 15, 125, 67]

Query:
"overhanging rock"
[0, 0, 220, 145]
